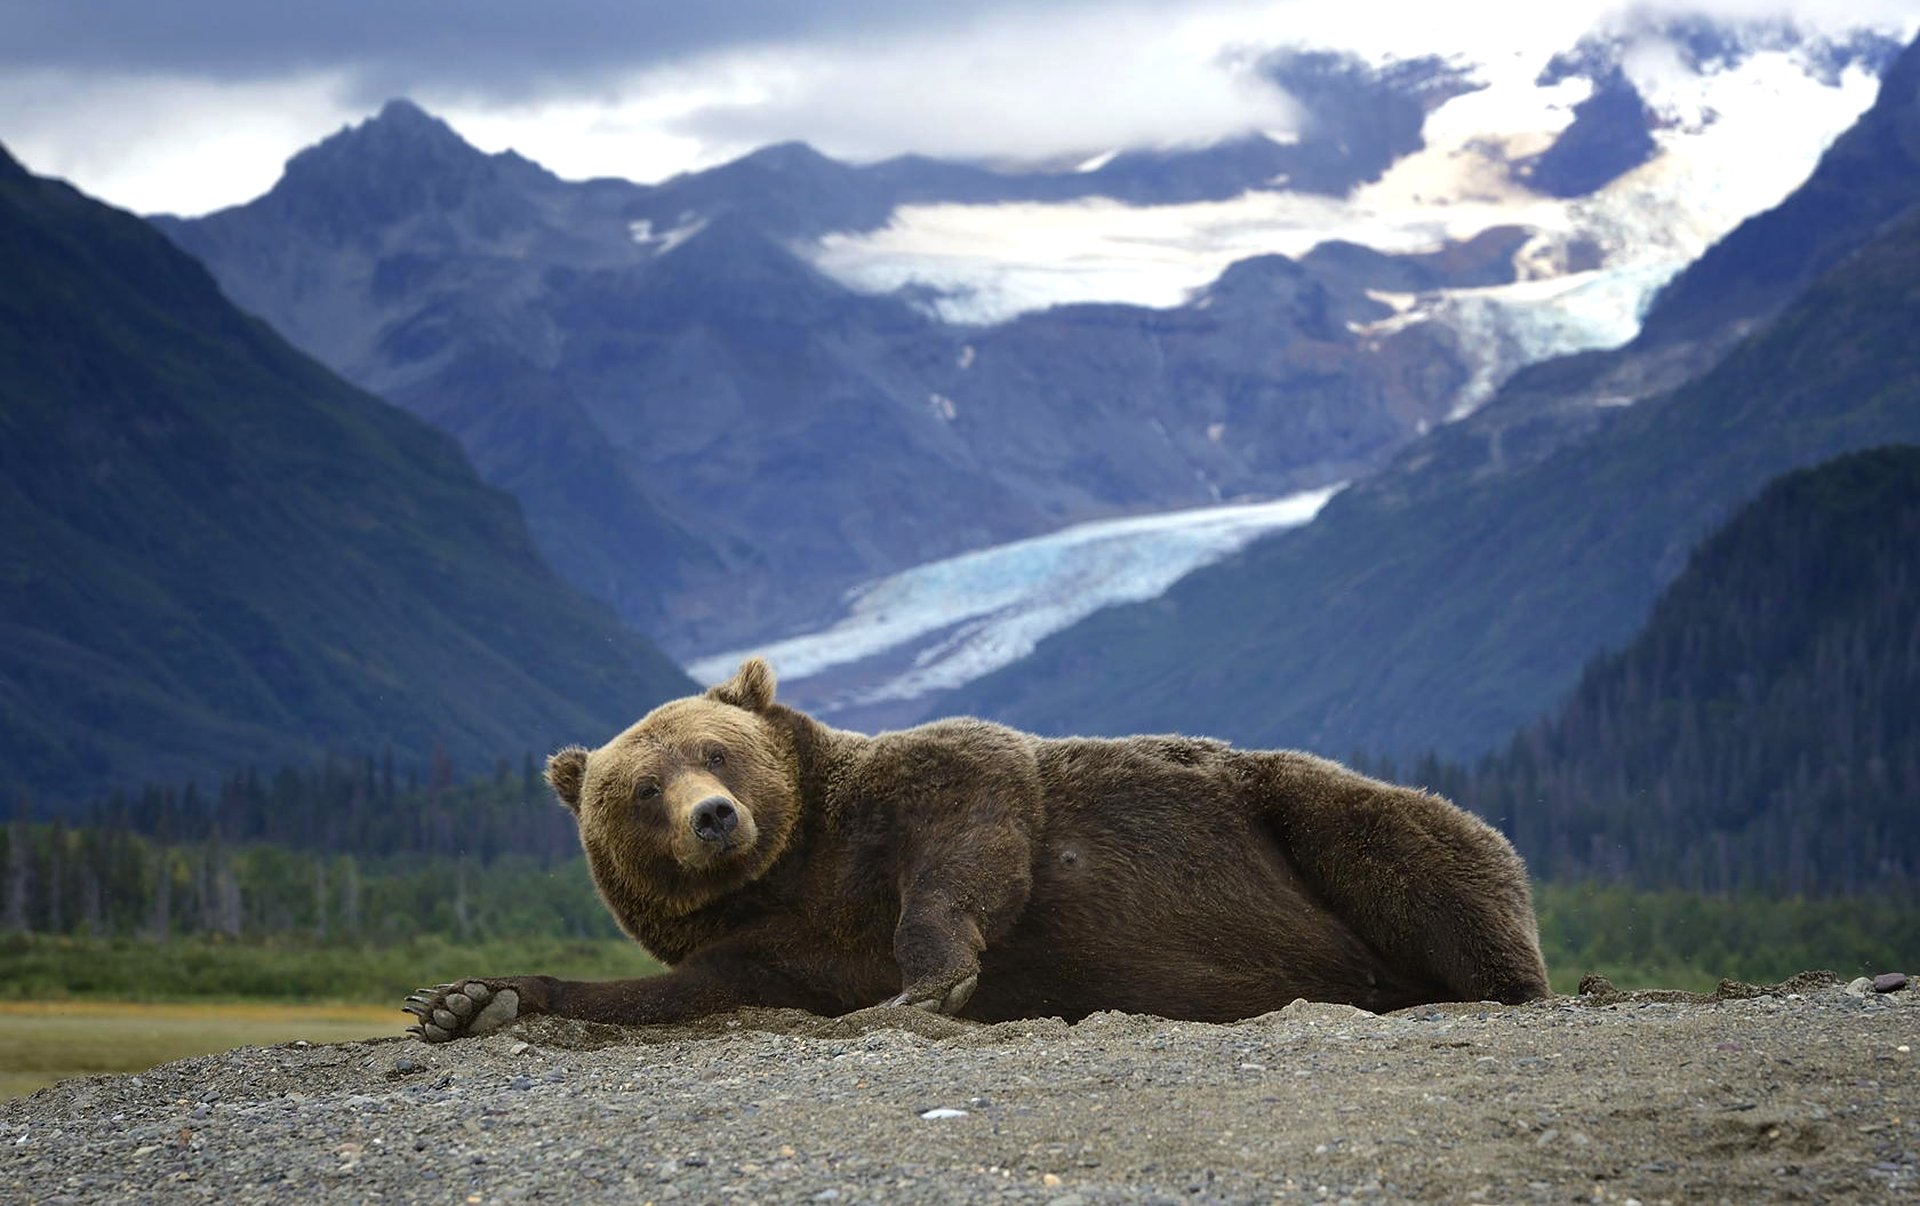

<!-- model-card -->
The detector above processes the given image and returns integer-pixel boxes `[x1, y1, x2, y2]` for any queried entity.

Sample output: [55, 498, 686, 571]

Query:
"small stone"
[509, 1076, 533, 1091]
[918, 1108, 968, 1120]
[1846, 978, 1874, 997]
[1872, 972, 1909, 994]
[390, 1058, 424, 1076]
[1043, 1173, 1063, 1187]
[510, 1042, 531, 1056]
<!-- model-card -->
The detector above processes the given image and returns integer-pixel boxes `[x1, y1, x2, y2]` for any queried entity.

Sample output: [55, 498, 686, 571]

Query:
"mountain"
[155, 19, 1902, 663]
[0, 146, 694, 803]
[157, 103, 1486, 653]
[943, 32, 1920, 758]
[1430, 445, 1920, 896]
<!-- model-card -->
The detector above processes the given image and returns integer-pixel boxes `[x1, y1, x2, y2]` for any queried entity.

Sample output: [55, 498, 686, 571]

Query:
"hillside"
[946, 32, 1920, 759]
[0, 147, 693, 802]
[1428, 446, 1920, 896]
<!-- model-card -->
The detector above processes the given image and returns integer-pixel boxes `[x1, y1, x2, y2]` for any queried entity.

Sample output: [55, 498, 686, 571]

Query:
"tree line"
[24, 747, 579, 864]
[1, 752, 614, 944]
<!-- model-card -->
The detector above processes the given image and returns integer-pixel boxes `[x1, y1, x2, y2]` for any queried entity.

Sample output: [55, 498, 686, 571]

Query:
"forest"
[1367, 447, 1920, 897]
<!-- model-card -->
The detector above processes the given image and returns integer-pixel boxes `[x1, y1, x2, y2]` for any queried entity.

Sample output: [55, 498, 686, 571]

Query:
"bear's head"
[545, 657, 799, 918]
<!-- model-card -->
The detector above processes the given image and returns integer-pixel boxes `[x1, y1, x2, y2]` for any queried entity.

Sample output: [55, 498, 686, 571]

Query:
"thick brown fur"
[408, 658, 1549, 1038]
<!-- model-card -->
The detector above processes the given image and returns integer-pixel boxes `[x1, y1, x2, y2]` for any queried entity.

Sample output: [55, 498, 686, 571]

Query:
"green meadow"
[0, 935, 656, 1098]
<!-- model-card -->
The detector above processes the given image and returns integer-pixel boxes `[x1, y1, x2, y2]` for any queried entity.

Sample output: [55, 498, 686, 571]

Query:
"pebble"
[918, 1108, 968, 1120]
[1847, 978, 1874, 997]
[1872, 973, 1909, 994]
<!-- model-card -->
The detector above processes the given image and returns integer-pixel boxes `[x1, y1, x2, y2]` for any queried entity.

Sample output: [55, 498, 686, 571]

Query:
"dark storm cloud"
[0, 0, 1078, 97]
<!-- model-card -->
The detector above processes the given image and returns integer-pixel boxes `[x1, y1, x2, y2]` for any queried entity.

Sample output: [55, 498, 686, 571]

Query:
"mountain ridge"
[159, 102, 1495, 652]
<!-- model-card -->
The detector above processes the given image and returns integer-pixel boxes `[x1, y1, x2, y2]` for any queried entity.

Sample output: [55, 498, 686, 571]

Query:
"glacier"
[687, 487, 1342, 707]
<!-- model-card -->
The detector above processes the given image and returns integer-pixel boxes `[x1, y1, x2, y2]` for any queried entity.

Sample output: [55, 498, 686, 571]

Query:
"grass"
[0, 1000, 406, 1100]
[0, 933, 659, 1004]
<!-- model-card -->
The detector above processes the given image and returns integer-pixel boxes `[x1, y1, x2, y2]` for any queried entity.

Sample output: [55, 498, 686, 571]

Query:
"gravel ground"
[3, 972, 1914, 1204]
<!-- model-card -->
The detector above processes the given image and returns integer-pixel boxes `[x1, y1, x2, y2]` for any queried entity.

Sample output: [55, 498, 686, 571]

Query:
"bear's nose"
[691, 797, 739, 843]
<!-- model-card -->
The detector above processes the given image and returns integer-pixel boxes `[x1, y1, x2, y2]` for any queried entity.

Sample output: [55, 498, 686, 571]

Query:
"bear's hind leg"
[1256, 752, 1549, 1006]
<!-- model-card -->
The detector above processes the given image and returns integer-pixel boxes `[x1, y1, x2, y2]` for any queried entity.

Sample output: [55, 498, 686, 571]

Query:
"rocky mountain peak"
[263, 99, 550, 239]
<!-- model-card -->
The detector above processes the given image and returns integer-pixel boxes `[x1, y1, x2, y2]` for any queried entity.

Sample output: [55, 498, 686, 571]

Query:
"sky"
[1, 0, 1917, 216]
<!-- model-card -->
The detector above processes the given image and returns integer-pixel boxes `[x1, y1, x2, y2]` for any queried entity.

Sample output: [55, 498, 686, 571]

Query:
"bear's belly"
[967, 825, 1437, 1022]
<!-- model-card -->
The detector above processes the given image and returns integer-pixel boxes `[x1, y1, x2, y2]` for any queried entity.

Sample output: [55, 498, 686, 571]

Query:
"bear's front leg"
[404, 948, 823, 1041]
[884, 841, 1034, 1015]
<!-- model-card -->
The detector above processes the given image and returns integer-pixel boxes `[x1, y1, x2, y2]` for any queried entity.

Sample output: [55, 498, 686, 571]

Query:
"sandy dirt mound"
[4, 973, 1914, 1203]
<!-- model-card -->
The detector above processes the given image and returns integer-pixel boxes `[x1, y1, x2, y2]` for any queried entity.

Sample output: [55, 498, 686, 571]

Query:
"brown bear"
[404, 658, 1549, 1041]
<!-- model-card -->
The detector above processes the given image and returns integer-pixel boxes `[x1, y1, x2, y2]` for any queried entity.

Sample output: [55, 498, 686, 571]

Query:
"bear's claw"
[403, 980, 519, 1043]
[885, 973, 978, 1015]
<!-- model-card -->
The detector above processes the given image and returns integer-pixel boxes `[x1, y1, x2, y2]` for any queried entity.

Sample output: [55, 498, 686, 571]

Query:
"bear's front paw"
[885, 972, 979, 1016]
[402, 979, 522, 1043]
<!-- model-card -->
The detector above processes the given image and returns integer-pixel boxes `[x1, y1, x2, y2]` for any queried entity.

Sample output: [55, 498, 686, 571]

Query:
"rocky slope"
[4, 975, 1914, 1202]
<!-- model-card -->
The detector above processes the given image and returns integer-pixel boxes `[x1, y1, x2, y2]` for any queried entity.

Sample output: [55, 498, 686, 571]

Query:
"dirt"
[3, 972, 1915, 1203]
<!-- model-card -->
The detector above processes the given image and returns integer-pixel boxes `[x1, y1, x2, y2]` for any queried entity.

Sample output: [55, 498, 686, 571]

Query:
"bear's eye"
[706, 748, 727, 770]
[635, 782, 661, 802]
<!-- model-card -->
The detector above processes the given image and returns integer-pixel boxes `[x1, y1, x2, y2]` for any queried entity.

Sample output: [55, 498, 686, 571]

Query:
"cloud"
[0, 0, 1085, 101]
[658, 6, 1301, 164]
[0, 69, 360, 216]
[2, 0, 1914, 215]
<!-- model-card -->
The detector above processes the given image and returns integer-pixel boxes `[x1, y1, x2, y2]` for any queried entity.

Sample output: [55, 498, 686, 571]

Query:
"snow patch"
[631, 215, 710, 255]
[686, 488, 1343, 704]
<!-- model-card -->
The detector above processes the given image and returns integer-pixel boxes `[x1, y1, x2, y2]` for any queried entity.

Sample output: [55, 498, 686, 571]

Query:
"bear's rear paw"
[885, 972, 978, 1016]
[403, 979, 521, 1043]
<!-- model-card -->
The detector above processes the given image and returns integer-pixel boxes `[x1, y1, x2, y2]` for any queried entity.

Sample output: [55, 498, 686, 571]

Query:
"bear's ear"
[545, 746, 589, 812]
[707, 656, 777, 712]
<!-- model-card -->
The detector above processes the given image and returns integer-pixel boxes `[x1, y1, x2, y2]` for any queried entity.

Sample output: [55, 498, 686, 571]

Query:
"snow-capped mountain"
[808, 17, 1901, 416]
[154, 14, 1911, 696]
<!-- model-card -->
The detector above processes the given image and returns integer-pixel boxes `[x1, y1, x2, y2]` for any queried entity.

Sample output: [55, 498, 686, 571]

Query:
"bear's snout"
[691, 796, 740, 843]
